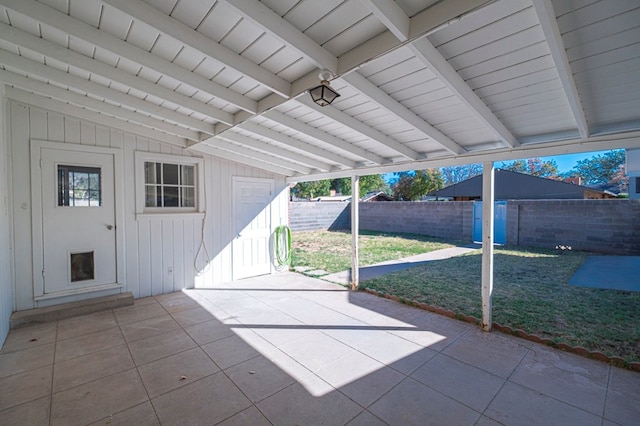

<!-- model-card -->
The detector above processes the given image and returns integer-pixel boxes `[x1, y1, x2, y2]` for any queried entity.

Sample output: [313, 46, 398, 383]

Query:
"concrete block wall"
[289, 202, 350, 231]
[358, 201, 474, 241]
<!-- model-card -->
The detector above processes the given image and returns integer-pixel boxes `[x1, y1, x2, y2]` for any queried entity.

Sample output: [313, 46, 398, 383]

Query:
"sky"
[498, 150, 610, 174]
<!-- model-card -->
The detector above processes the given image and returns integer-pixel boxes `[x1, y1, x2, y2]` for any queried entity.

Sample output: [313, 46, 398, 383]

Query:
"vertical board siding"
[0, 94, 13, 346]
[8, 101, 289, 309]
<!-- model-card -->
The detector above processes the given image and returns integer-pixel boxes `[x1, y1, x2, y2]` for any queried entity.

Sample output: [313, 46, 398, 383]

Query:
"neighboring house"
[431, 170, 617, 201]
[362, 191, 394, 202]
[311, 195, 352, 202]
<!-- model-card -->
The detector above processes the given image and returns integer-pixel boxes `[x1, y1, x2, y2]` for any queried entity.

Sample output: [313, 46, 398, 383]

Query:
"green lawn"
[292, 231, 640, 363]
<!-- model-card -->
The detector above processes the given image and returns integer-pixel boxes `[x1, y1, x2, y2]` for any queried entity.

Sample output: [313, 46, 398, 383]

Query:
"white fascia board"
[8, 87, 188, 147]
[102, 0, 291, 98]
[1, 0, 256, 114]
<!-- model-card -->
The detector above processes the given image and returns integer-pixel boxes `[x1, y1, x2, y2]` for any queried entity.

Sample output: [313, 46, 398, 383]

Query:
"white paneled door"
[37, 147, 117, 296]
[232, 177, 274, 280]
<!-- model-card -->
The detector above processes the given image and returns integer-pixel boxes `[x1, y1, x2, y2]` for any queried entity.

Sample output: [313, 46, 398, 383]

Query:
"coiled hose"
[274, 225, 292, 269]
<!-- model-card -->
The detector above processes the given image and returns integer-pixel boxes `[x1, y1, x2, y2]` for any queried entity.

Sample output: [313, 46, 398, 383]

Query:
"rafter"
[7, 87, 188, 147]
[342, 72, 466, 155]
[219, 131, 332, 172]
[360, 0, 410, 41]
[409, 39, 519, 148]
[220, 0, 338, 72]
[1, 0, 256, 114]
[0, 47, 215, 134]
[237, 122, 356, 169]
[532, 0, 589, 138]
[102, 0, 291, 98]
[295, 96, 422, 161]
[263, 110, 387, 165]
[0, 69, 201, 141]
[191, 143, 294, 176]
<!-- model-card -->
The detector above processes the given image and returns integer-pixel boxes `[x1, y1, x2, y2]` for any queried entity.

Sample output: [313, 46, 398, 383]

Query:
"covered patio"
[1, 273, 638, 425]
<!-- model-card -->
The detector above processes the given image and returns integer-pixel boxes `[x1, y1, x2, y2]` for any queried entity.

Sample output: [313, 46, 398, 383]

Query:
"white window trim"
[134, 151, 205, 218]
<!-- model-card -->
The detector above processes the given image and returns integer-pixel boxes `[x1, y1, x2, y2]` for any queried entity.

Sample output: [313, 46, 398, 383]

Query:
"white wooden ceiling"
[1, 0, 639, 180]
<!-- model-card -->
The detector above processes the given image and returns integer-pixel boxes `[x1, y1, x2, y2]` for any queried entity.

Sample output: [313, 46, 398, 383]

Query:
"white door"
[232, 177, 274, 280]
[39, 148, 117, 295]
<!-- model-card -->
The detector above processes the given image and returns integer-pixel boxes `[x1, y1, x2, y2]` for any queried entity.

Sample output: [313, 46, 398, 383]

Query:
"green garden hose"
[274, 225, 292, 268]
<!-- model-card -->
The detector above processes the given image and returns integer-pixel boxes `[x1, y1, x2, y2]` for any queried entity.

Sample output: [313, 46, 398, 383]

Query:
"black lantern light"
[309, 69, 340, 106]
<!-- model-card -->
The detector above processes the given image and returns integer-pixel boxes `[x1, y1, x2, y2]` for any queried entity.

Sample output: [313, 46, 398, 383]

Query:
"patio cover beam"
[351, 175, 360, 290]
[481, 161, 495, 331]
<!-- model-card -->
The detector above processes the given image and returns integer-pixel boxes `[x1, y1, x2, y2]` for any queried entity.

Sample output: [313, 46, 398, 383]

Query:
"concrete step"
[10, 292, 134, 328]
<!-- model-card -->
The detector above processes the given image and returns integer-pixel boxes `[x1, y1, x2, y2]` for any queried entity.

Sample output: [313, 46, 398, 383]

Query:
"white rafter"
[219, 131, 332, 172]
[342, 72, 466, 155]
[295, 96, 422, 161]
[0, 47, 215, 134]
[532, 0, 589, 139]
[238, 122, 355, 169]
[102, 0, 291, 98]
[220, 0, 338, 72]
[1, 0, 256, 114]
[263, 110, 387, 165]
[7, 87, 188, 147]
[409, 39, 519, 148]
[360, 0, 410, 41]
[0, 69, 201, 141]
[191, 143, 294, 176]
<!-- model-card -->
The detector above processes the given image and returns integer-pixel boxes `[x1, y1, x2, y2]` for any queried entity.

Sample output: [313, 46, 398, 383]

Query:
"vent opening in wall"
[70, 251, 95, 282]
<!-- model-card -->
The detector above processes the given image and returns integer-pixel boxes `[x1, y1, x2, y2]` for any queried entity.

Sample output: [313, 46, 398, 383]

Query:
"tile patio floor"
[1, 272, 638, 425]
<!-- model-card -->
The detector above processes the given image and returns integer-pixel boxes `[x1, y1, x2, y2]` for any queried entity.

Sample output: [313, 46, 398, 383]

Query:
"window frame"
[134, 151, 205, 218]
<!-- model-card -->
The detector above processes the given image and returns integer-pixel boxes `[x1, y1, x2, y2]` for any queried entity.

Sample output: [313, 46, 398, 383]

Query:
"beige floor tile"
[0, 343, 55, 378]
[224, 355, 296, 402]
[485, 381, 601, 426]
[156, 294, 200, 313]
[113, 302, 166, 325]
[201, 334, 261, 370]
[128, 329, 196, 366]
[604, 367, 640, 425]
[411, 354, 505, 412]
[183, 318, 235, 345]
[0, 396, 50, 426]
[151, 372, 252, 425]
[170, 306, 215, 327]
[120, 313, 180, 343]
[56, 311, 118, 341]
[215, 405, 271, 426]
[0, 365, 52, 411]
[53, 344, 134, 392]
[369, 377, 481, 426]
[88, 401, 159, 426]
[346, 410, 388, 426]
[137, 347, 219, 398]
[50, 368, 148, 426]
[279, 331, 354, 372]
[0, 322, 57, 354]
[524, 345, 610, 385]
[54, 326, 125, 362]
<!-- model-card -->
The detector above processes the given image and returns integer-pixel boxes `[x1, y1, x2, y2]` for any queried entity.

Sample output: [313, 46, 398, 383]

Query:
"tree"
[501, 158, 559, 178]
[333, 174, 389, 197]
[440, 164, 482, 186]
[392, 169, 444, 201]
[291, 180, 331, 199]
[569, 150, 626, 184]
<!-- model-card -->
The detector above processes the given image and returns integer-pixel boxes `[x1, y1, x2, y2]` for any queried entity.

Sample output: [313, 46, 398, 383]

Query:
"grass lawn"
[291, 230, 456, 274]
[292, 231, 640, 362]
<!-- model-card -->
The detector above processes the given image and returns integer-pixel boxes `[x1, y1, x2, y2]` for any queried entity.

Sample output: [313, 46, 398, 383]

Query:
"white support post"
[351, 175, 360, 290]
[481, 162, 495, 331]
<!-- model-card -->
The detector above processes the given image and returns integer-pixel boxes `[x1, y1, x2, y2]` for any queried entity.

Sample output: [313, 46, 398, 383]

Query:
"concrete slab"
[569, 256, 640, 291]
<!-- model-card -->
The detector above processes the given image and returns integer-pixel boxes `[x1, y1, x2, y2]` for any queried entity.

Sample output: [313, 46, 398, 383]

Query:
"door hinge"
[41, 269, 45, 278]
[39, 159, 43, 168]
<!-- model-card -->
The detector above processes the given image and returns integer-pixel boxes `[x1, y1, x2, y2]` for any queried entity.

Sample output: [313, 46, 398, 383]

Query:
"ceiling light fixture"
[309, 69, 340, 106]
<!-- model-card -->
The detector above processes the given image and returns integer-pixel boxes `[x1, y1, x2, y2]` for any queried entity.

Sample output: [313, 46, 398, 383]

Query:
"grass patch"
[361, 246, 640, 362]
[291, 230, 456, 274]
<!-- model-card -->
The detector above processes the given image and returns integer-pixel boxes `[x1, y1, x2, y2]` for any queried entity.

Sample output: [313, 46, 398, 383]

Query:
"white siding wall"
[0, 91, 13, 346]
[9, 101, 289, 311]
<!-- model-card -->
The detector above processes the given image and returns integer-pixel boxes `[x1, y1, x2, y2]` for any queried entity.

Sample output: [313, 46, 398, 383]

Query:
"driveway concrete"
[1, 272, 638, 425]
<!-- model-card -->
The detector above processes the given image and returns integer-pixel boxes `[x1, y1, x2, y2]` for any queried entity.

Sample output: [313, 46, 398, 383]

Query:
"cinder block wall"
[507, 199, 640, 254]
[289, 202, 350, 231]
[359, 201, 474, 241]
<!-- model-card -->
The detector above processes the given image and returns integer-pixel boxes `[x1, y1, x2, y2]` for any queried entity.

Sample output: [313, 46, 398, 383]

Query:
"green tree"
[392, 169, 444, 201]
[291, 180, 331, 199]
[501, 158, 559, 178]
[569, 150, 626, 184]
[440, 164, 482, 186]
[333, 174, 389, 197]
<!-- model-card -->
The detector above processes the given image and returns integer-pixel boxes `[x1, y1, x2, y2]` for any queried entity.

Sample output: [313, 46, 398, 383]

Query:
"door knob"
[106, 225, 114, 230]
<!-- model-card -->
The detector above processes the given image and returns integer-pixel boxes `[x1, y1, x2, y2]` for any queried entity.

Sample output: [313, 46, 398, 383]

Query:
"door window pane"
[58, 165, 101, 207]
